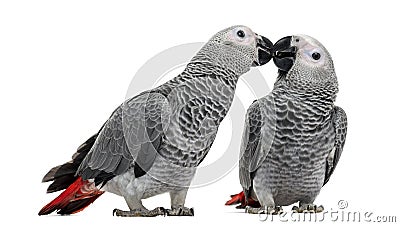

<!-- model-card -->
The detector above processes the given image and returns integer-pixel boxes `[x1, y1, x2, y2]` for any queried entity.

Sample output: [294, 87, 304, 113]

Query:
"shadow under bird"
[39, 25, 273, 217]
[226, 35, 347, 214]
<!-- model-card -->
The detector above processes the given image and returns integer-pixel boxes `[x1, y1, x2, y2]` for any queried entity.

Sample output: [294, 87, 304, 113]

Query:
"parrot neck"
[274, 73, 337, 105]
[189, 42, 252, 77]
[183, 60, 239, 87]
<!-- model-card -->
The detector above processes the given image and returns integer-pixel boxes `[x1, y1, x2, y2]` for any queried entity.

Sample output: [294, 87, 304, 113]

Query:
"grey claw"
[113, 208, 123, 216]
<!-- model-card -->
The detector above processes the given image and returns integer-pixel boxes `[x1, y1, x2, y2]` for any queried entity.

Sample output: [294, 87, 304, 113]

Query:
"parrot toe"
[245, 205, 283, 215]
[166, 206, 194, 216]
[292, 204, 324, 213]
[113, 207, 166, 217]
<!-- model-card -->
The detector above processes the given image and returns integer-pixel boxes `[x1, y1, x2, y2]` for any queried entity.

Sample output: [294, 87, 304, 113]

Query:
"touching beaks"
[272, 36, 297, 72]
[253, 34, 273, 66]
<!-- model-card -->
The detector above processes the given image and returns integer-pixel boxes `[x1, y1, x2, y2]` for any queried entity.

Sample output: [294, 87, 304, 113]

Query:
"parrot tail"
[38, 177, 104, 215]
[41, 134, 98, 193]
[225, 191, 261, 209]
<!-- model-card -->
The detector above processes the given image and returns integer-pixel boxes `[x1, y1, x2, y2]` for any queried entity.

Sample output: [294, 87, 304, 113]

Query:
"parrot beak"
[272, 36, 297, 72]
[252, 34, 273, 66]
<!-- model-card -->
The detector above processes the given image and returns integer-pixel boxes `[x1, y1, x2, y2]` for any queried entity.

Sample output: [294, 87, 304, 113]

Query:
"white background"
[1, 0, 399, 226]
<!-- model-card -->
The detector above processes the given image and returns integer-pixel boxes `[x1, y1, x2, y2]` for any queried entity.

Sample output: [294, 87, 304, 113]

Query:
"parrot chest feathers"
[253, 92, 336, 203]
[154, 71, 237, 167]
[267, 92, 336, 172]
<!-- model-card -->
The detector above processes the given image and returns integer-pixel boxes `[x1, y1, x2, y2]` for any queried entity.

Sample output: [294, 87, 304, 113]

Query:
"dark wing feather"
[324, 106, 347, 185]
[42, 134, 99, 193]
[76, 92, 170, 186]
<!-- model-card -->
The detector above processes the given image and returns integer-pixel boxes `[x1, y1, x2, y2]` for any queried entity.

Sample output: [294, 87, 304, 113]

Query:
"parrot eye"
[312, 52, 321, 60]
[236, 30, 245, 38]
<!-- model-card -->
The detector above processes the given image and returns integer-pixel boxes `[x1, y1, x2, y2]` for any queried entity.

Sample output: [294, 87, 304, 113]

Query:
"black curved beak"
[252, 34, 273, 66]
[272, 36, 297, 72]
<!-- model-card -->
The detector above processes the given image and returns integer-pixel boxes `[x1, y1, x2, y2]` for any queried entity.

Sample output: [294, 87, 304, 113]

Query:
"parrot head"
[194, 25, 273, 75]
[272, 35, 338, 95]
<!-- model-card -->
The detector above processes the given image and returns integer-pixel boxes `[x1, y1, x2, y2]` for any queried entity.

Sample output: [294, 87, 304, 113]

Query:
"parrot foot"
[245, 205, 283, 215]
[292, 204, 324, 213]
[166, 206, 194, 216]
[113, 207, 166, 217]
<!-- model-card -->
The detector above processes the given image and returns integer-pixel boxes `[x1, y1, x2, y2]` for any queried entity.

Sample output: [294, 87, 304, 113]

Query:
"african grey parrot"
[38, 25, 273, 217]
[225, 35, 347, 214]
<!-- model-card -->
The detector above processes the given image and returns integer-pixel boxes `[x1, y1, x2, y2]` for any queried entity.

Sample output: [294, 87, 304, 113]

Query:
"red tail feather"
[225, 191, 261, 209]
[38, 177, 104, 215]
[225, 191, 246, 206]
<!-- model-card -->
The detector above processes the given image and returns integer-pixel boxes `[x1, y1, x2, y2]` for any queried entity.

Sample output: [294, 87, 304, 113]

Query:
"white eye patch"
[294, 37, 326, 67]
[230, 27, 253, 44]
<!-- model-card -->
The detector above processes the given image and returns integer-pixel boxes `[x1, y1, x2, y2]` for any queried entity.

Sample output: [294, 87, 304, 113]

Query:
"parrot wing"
[239, 94, 277, 196]
[324, 106, 347, 185]
[77, 91, 171, 186]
